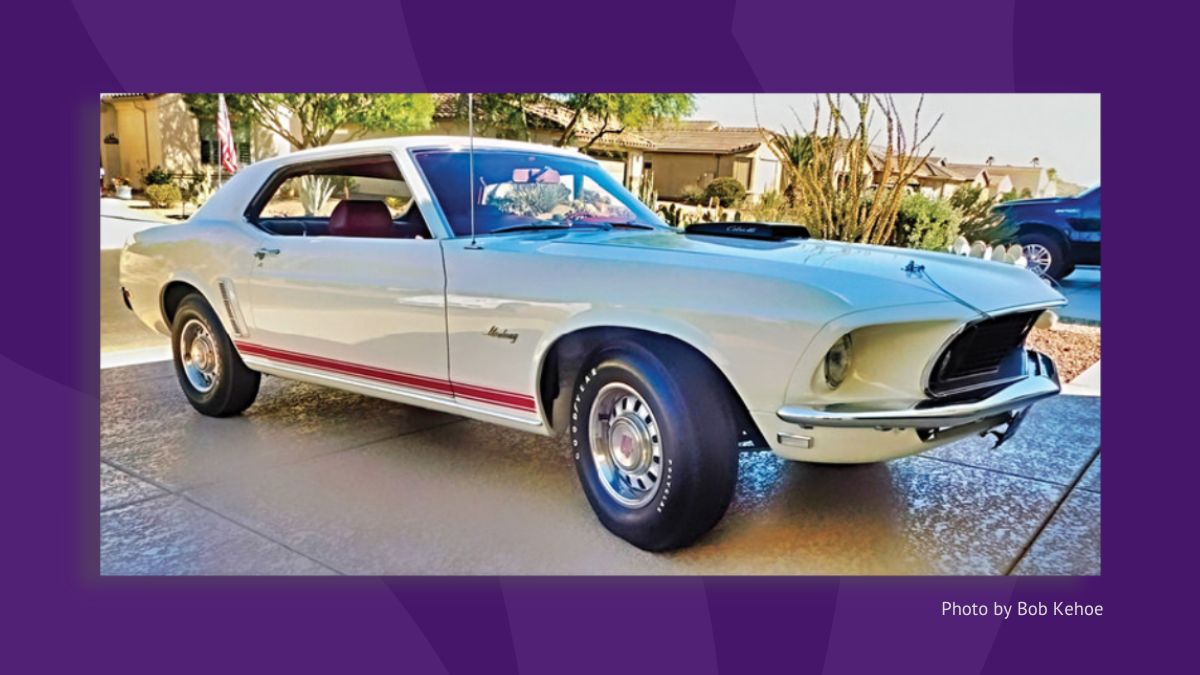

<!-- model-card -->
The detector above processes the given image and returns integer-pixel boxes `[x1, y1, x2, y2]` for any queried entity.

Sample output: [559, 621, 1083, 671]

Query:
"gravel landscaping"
[1027, 323, 1100, 384]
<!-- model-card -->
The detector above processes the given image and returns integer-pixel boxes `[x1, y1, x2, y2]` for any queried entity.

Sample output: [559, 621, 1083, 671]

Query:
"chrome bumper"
[777, 351, 1060, 430]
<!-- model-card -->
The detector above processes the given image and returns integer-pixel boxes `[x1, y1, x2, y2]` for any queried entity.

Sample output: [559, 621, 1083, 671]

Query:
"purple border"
[6, 0, 1188, 671]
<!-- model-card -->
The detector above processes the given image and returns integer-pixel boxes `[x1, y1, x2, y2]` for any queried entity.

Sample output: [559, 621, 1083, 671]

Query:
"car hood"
[994, 196, 1071, 209]
[537, 229, 1064, 314]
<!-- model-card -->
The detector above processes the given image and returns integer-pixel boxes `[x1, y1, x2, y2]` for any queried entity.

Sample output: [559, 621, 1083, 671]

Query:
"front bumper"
[777, 350, 1059, 430]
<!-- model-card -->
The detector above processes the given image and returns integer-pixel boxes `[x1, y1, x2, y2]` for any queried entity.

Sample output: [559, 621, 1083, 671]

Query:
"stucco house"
[869, 153, 974, 198]
[942, 159, 1053, 198]
[100, 93, 288, 187]
[639, 121, 782, 202]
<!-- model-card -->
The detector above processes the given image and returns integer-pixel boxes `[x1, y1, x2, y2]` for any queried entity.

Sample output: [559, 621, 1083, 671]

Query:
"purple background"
[3, 0, 1188, 671]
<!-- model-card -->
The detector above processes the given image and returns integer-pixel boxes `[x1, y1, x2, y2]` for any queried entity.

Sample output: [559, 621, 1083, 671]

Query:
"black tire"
[170, 293, 260, 417]
[1019, 231, 1071, 280]
[570, 337, 739, 551]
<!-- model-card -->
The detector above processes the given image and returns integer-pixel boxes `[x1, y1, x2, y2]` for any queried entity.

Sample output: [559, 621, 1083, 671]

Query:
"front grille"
[927, 310, 1039, 397]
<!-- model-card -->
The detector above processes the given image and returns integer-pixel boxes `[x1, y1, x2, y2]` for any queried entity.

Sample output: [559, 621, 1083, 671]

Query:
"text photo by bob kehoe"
[99, 92, 1100, 576]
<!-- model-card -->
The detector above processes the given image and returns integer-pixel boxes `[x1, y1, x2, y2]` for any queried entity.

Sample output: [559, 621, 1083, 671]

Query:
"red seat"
[328, 200, 396, 238]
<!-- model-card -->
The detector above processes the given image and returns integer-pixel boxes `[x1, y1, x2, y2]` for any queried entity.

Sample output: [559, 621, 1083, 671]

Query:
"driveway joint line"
[101, 458, 344, 574]
[1002, 445, 1101, 575]
[177, 491, 346, 575]
[101, 491, 173, 513]
[1075, 451, 1101, 493]
[916, 453, 1078, 489]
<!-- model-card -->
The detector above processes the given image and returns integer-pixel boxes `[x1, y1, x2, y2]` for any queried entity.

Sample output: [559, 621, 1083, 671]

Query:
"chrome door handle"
[254, 247, 280, 260]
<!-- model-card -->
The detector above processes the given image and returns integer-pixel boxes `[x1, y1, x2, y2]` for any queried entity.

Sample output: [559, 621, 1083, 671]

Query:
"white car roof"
[250, 135, 589, 173]
[194, 136, 594, 222]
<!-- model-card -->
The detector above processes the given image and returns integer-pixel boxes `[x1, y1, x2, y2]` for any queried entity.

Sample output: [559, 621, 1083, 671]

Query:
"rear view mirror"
[512, 167, 561, 184]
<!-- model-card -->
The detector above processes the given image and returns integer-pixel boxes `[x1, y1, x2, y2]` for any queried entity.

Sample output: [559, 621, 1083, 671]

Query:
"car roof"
[251, 135, 591, 173]
[192, 136, 596, 223]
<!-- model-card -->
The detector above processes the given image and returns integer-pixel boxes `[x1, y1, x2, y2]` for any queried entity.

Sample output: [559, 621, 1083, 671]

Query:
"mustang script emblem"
[486, 326, 519, 344]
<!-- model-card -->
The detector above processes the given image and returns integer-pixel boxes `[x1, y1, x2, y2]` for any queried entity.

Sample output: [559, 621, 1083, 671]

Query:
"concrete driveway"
[100, 362, 1100, 576]
[1057, 266, 1100, 324]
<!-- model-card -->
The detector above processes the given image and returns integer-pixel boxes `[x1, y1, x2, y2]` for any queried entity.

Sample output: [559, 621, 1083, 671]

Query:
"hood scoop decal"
[684, 222, 810, 241]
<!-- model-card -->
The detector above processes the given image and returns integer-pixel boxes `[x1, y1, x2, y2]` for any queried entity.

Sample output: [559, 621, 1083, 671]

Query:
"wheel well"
[1018, 223, 1070, 252]
[537, 327, 768, 449]
[161, 281, 202, 326]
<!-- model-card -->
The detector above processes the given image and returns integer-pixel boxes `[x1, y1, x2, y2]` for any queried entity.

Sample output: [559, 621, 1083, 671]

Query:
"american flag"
[217, 94, 239, 174]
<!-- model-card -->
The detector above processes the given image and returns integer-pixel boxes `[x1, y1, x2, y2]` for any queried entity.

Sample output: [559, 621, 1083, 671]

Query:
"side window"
[251, 155, 430, 239]
[260, 173, 413, 219]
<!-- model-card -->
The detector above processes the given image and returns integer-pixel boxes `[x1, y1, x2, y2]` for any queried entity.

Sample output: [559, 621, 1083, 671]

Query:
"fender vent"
[216, 279, 247, 337]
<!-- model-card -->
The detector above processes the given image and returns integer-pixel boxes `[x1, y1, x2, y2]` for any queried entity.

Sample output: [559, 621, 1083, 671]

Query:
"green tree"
[771, 128, 812, 207]
[893, 192, 961, 251]
[551, 94, 695, 149]
[183, 93, 435, 149]
[949, 183, 1013, 243]
[444, 93, 546, 141]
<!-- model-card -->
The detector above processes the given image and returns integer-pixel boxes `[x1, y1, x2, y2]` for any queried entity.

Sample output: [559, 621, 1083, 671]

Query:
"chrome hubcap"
[1023, 243, 1053, 275]
[179, 319, 219, 393]
[588, 383, 663, 508]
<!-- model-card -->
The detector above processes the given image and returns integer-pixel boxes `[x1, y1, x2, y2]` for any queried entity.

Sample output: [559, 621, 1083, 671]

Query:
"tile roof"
[945, 163, 1046, 192]
[639, 126, 769, 154]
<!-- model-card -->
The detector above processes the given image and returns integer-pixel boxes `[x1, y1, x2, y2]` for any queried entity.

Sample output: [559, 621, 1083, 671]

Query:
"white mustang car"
[120, 136, 1065, 550]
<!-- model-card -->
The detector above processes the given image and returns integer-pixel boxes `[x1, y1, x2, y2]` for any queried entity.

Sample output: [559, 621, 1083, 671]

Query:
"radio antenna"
[467, 93, 480, 249]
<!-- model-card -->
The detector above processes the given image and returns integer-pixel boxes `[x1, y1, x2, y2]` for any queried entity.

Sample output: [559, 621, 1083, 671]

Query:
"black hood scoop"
[684, 221, 811, 241]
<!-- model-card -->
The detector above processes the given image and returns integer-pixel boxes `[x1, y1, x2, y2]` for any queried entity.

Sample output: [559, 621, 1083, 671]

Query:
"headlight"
[824, 334, 853, 389]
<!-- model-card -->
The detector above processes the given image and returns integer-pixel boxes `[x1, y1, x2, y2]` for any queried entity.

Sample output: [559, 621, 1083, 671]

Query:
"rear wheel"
[171, 293, 260, 417]
[571, 338, 739, 551]
[1019, 231, 1070, 280]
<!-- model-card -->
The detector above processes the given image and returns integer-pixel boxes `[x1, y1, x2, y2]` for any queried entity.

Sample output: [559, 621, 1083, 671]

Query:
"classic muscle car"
[120, 136, 1066, 550]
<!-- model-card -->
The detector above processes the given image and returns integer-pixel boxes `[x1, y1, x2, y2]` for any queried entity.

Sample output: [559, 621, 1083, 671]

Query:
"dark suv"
[996, 185, 1100, 280]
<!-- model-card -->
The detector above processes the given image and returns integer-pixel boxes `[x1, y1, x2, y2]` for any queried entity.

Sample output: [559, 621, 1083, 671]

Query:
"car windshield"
[412, 149, 666, 237]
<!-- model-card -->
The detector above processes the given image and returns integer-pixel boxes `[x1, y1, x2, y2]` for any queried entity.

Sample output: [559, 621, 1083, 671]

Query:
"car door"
[1063, 187, 1100, 264]
[239, 155, 451, 400]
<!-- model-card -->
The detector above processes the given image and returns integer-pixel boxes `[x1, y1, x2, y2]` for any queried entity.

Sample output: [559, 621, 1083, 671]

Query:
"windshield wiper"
[603, 222, 657, 230]
[490, 221, 657, 235]
[490, 223, 572, 234]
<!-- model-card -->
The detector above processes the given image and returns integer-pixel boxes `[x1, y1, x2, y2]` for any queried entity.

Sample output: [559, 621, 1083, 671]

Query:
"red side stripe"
[235, 342, 536, 412]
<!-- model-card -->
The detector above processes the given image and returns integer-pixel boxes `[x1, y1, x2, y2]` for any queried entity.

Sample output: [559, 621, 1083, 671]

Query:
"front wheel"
[571, 339, 739, 551]
[1019, 231, 1070, 280]
[171, 293, 260, 417]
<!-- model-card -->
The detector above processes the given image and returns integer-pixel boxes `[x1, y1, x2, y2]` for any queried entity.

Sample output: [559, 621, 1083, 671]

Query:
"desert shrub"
[745, 190, 791, 222]
[179, 171, 216, 208]
[490, 183, 571, 216]
[702, 177, 747, 207]
[145, 183, 182, 208]
[141, 165, 173, 186]
[949, 184, 1013, 243]
[297, 175, 336, 215]
[679, 184, 705, 205]
[893, 192, 961, 251]
[658, 203, 688, 227]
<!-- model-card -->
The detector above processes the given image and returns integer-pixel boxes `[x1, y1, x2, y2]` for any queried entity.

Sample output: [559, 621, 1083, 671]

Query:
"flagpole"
[216, 94, 223, 189]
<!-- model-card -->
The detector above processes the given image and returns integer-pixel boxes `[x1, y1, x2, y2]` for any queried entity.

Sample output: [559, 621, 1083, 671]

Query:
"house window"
[199, 117, 252, 167]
